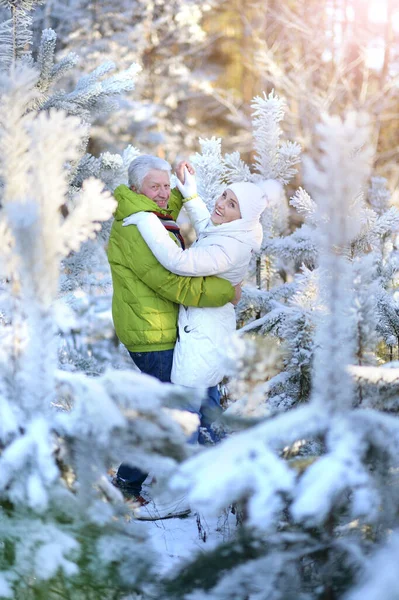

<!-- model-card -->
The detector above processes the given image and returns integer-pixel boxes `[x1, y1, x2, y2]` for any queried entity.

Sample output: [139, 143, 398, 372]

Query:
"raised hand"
[176, 166, 198, 199]
[175, 160, 195, 184]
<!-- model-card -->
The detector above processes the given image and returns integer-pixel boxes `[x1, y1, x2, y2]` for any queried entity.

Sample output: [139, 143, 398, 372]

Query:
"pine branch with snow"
[191, 136, 226, 210]
[262, 225, 318, 269]
[273, 140, 302, 185]
[59, 178, 115, 255]
[223, 151, 253, 183]
[376, 289, 399, 349]
[289, 187, 317, 224]
[41, 61, 140, 120]
[304, 112, 374, 413]
[368, 176, 391, 216]
[0, 0, 44, 72]
[0, 7, 143, 378]
[35, 27, 56, 92]
[347, 531, 399, 600]
[72, 145, 141, 191]
[251, 90, 301, 183]
[351, 254, 381, 373]
[0, 63, 196, 597]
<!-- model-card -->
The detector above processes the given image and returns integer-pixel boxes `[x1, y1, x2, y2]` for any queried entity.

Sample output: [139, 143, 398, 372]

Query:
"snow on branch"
[347, 531, 399, 600]
[264, 225, 318, 268]
[348, 364, 399, 386]
[235, 281, 298, 324]
[172, 403, 324, 525]
[49, 51, 79, 85]
[192, 136, 225, 210]
[368, 207, 399, 242]
[41, 61, 140, 120]
[36, 28, 57, 93]
[289, 187, 317, 224]
[305, 112, 374, 414]
[304, 112, 374, 248]
[31, 29, 77, 99]
[0, 19, 14, 72]
[59, 178, 116, 255]
[0, 219, 15, 278]
[274, 140, 302, 185]
[0, 63, 40, 201]
[73, 145, 140, 190]
[251, 90, 301, 183]
[368, 176, 391, 216]
[291, 418, 379, 526]
[0, 65, 117, 415]
[223, 151, 253, 183]
[0, 1, 43, 71]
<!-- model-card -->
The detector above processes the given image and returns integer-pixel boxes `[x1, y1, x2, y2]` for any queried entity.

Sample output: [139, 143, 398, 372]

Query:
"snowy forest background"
[2, 0, 399, 599]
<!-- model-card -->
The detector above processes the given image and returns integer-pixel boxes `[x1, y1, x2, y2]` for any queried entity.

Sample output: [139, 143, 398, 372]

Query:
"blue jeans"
[199, 385, 223, 444]
[185, 385, 223, 444]
[116, 349, 174, 495]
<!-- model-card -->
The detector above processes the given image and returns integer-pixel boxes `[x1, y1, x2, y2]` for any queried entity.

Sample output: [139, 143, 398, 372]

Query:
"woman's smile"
[211, 189, 241, 224]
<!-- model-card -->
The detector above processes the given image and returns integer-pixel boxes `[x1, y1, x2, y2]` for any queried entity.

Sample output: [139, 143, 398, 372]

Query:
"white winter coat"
[131, 197, 263, 387]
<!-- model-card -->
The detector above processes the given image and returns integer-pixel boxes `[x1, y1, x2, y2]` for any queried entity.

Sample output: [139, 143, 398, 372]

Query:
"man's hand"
[231, 283, 242, 305]
[123, 212, 155, 227]
[175, 160, 195, 184]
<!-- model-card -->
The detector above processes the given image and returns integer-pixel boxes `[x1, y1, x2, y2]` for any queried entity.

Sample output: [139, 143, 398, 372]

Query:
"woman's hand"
[176, 167, 198, 199]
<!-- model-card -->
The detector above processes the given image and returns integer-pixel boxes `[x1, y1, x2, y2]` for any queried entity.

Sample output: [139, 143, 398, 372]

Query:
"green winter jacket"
[107, 184, 235, 352]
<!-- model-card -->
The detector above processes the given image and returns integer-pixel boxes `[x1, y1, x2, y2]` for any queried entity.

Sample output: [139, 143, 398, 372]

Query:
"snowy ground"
[136, 508, 237, 575]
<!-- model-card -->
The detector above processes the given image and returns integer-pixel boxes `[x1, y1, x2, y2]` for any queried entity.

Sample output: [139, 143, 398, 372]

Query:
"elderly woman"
[124, 167, 268, 441]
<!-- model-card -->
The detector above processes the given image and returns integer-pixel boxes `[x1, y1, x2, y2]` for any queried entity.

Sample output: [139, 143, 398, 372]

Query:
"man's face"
[137, 169, 171, 209]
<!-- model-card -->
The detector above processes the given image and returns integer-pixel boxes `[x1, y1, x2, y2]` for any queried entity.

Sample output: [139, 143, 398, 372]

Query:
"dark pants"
[199, 384, 223, 443]
[117, 349, 223, 494]
[116, 349, 174, 495]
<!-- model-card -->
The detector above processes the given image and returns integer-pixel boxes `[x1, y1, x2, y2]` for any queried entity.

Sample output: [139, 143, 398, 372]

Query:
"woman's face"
[211, 189, 241, 224]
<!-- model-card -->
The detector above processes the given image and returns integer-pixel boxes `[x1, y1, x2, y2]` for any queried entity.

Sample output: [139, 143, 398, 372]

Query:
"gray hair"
[128, 155, 172, 190]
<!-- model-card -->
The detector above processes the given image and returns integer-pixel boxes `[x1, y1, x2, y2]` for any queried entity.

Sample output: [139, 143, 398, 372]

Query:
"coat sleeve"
[182, 196, 211, 236]
[134, 212, 236, 276]
[111, 222, 235, 307]
[167, 188, 184, 221]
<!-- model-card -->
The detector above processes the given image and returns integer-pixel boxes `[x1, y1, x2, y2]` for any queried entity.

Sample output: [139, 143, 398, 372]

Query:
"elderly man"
[107, 155, 237, 513]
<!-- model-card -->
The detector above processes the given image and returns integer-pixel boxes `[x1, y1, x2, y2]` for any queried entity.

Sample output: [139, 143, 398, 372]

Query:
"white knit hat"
[228, 181, 267, 223]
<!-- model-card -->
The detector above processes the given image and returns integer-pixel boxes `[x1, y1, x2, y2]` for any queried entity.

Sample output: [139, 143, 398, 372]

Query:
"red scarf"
[154, 212, 185, 249]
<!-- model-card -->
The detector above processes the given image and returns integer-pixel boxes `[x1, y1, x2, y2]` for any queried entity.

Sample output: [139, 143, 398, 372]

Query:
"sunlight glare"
[368, 0, 387, 23]
[365, 38, 385, 70]
[393, 11, 399, 32]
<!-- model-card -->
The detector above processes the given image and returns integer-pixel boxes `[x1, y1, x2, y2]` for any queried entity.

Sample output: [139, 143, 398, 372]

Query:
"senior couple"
[107, 154, 269, 518]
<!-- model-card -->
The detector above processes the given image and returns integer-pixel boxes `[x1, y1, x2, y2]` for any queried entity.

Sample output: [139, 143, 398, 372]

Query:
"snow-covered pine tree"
[0, 1, 139, 121]
[365, 176, 399, 364]
[29, 0, 225, 158]
[250, 91, 300, 294]
[0, 46, 202, 600]
[0, 0, 145, 376]
[58, 144, 142, 375]
[191, 137, 226, 211]
[251, 90, 302, 186]
[159, 111, 399, 600]
[232, 127, 399, 417]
